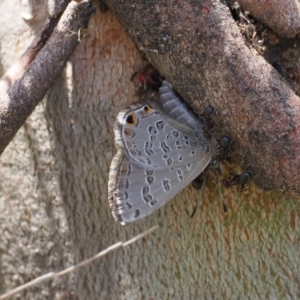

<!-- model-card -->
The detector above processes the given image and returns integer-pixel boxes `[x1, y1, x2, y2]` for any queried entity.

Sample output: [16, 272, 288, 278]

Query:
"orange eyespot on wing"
[142, 105, 153, 115]
[124, 128, 134, 137]
[125, 113, 137, 126]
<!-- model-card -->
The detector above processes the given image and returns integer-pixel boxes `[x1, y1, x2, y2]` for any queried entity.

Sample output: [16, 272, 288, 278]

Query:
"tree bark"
[0, 0, 95, 156]
[104, 0, 300, 196]
[0, 1, 300, 300]
[228, 0, 300, 38]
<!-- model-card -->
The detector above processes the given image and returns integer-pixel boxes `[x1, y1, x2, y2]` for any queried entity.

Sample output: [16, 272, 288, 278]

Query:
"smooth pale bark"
[0, 1, 299, 300]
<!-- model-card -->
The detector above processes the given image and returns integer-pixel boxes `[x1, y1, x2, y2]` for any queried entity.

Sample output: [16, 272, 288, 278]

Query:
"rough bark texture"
[228, 0, 300, 38]
[0, 0, 95, 156]
[0, 2, 75, 299]
[104, 0, 300, 196]
[0, 1, 300, 300]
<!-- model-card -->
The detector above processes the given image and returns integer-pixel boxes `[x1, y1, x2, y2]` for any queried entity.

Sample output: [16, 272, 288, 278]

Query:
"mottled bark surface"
[105, 0, 300, 196]
[0, 0, 95, 156]
[0, 1, 300, 300]
[228, 0, 300, 38]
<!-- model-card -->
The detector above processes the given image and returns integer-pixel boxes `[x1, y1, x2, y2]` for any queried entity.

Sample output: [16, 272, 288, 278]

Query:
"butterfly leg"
[200, 106, 215, 139]
[190, 170, 209, 217]
[131, 63, 164, 91]
[222, 171, 252, 192]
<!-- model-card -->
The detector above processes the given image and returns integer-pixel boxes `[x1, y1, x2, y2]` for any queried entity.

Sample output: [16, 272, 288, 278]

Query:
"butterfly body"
[108, 81, 217, 224]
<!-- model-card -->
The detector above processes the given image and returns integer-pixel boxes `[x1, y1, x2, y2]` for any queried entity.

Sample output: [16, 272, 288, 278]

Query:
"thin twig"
[0, 226, 158, 300]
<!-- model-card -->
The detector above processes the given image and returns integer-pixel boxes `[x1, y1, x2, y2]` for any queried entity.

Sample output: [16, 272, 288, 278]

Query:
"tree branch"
[105, 0, 300, 196]
[0, 0, 96, 155]
[228, 0, 300, 38]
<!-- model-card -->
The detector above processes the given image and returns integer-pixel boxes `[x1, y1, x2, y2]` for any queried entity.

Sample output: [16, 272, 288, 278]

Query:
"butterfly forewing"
[116, 103, 212, 170]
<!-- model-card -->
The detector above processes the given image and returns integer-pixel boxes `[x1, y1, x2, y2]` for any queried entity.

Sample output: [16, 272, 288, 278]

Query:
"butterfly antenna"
[211, 172, 228, 213]
[191, 171, 208, 218]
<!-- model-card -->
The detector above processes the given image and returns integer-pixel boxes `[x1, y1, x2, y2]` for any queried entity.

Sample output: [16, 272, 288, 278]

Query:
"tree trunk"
[0, 1, 299, 299]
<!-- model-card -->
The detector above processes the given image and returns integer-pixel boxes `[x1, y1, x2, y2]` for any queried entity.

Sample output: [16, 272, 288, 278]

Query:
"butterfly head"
[131, 63, 164, 91]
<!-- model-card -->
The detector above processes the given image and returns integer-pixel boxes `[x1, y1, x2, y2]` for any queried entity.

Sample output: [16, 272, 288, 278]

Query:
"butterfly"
[108, 81, 220, 225]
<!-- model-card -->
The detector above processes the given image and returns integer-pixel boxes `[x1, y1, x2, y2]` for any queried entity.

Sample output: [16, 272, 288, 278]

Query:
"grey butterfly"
[108, 81, 217, 225]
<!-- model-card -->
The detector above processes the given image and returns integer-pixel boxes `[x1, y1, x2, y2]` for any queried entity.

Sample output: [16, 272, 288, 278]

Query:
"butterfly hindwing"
[108, 149, 212, 224]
